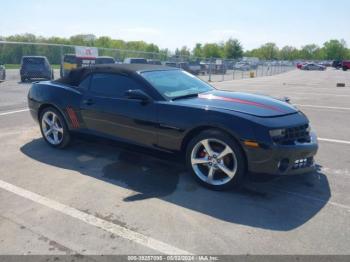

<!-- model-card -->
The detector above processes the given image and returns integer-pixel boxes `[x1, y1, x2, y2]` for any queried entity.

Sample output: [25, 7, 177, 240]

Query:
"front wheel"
[186, 130, 246, 190]
[39, 107, 70, 148]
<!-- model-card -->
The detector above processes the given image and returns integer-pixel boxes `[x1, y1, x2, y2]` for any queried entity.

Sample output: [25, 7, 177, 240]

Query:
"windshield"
[23, 57, 45, 65]
[141, 70, 213, 99]
[22, 57, 46, 69]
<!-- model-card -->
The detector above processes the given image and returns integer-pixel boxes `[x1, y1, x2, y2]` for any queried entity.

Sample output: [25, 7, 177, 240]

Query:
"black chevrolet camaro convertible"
[28, 64, 318, 190]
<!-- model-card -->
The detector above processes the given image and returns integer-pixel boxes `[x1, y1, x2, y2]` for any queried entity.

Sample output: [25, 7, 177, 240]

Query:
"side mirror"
[125, 89, 152, 103]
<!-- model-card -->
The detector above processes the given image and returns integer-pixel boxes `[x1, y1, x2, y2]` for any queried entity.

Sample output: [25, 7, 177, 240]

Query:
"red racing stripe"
[198, 94, 286, 113]
[66, 107, 79, 128]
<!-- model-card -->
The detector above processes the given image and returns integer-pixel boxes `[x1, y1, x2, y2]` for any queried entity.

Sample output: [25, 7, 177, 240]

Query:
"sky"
[1, 0, 349, 51]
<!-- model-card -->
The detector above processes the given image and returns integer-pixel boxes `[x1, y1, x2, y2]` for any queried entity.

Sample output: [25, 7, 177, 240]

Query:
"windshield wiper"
[171, 93, 199, 101]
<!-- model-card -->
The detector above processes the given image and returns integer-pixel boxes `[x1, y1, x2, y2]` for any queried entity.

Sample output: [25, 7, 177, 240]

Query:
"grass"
[4, 64, 60, 69]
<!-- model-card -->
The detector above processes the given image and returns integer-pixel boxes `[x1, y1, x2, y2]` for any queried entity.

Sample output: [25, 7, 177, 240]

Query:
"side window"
[89, 73, 143, 98]
[78, 75, 91, 91]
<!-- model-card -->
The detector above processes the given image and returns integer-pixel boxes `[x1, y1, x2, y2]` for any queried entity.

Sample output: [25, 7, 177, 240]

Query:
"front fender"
[156, 102, 256, 151]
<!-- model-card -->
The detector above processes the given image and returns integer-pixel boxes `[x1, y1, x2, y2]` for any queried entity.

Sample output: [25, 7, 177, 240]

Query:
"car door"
[80, 73, 158, 147]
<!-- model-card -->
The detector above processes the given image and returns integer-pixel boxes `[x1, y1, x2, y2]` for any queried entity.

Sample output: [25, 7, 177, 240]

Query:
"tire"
[343, 66, 348, 71]
[39, 107, 71, 149]
[21, 76, 25, 82]
[186, 129, 246, 190]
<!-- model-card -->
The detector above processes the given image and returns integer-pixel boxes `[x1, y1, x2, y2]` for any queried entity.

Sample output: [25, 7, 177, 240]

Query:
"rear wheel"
[343, 66, 348, 71]
[39, 107, 70, 148]
[186, 130, 246, 190]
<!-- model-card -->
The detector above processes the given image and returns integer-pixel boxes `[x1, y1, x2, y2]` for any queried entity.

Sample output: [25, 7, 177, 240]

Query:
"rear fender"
[30, 82, 83, 130]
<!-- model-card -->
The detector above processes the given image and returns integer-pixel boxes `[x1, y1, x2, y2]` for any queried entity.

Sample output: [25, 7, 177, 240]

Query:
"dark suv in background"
[332, 60, 342, 69]
[20, 56, 54, 82]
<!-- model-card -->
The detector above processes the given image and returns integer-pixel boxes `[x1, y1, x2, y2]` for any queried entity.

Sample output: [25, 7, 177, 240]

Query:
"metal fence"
[0, 41, 295, 83]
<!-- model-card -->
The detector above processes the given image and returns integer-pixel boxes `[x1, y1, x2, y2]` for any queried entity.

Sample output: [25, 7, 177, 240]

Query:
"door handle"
[83, 99, 94, 105]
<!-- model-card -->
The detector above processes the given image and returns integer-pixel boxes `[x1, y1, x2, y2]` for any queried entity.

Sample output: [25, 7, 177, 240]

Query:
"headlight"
[269, 128, 286, 138]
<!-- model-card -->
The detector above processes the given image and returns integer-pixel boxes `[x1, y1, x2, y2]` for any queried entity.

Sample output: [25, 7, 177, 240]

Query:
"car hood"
[173, 90, 298, 117]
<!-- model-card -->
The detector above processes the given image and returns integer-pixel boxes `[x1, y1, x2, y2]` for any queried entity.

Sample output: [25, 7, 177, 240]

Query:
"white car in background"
[301, 63, 326, 71]
[234, 62, 251, 71]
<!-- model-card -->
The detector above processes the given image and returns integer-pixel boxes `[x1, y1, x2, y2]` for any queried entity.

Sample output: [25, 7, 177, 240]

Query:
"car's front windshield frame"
[139, 69, 214, 100]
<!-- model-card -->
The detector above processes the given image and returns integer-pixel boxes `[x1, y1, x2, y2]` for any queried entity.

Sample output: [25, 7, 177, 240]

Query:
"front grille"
[274, 124, 311, 145]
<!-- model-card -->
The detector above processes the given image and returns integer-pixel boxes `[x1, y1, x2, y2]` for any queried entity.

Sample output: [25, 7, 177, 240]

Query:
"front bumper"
[244, 132, 318, 175]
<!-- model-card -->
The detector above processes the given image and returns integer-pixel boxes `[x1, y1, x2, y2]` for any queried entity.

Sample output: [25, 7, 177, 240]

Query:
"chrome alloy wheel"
[190, 138, 238, 186]
[41, 111, 64, 145]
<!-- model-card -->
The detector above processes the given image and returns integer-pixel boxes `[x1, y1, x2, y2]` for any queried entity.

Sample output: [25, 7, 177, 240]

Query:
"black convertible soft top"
[55, 64, 177, 86]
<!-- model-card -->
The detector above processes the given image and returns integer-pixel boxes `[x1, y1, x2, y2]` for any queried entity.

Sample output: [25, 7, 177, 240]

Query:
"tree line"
[0, 34, 168, 64]
[245, 40, 349, 61]
[0, 33, 349, 64]
[185, 39, 349, 61]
